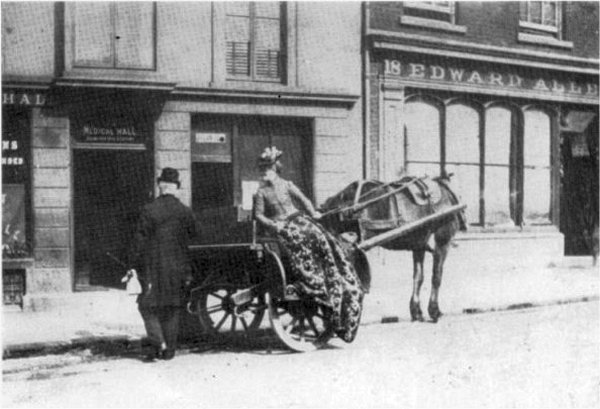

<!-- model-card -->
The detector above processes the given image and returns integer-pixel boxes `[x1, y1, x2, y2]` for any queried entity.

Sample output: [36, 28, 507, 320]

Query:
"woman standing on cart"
[253, 146, 364, 343]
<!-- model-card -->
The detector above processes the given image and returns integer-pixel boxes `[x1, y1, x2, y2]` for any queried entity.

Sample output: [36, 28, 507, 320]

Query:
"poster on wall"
[2, 184, 27, 257]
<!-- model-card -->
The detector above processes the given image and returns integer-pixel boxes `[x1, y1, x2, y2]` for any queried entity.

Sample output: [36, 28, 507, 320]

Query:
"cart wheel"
[266, 292, 334, 352]
[196, 284, 266, 337]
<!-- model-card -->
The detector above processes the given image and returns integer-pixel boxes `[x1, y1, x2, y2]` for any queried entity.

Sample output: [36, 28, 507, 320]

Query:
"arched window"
[446, 103, 480, 225]
[523, 109, 552, 224]
[485, 106, 514, 226]
[404, 100, 441, 178]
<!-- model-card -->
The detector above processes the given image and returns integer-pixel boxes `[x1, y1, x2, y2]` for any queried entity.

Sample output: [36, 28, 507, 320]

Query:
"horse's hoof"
[410, 300, 424, 322]
[428, 303, 442, 323]
[411, 314, 424, 322]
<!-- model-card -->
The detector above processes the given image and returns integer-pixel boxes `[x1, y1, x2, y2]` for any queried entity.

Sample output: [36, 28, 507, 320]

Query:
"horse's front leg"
[428, 242, 449, 323]
[410, 250, 425, 322]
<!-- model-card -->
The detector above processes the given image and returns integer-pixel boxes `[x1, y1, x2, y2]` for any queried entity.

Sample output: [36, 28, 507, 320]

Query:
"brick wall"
[154, 111, 191, 206]
[369, 2, 599, 59]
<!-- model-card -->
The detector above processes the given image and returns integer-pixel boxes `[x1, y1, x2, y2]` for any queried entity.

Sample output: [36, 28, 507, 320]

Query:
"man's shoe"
[161, 349, 175, 360]
[142, 350, 160, 363]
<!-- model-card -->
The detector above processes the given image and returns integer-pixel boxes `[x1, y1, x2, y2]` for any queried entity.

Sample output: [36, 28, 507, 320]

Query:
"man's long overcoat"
[129, 194, 197, 308]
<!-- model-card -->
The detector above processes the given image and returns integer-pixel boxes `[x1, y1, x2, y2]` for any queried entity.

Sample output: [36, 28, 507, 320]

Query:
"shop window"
[523, 109, 552, 225]
[518, 2, 572, 48]
[485, 107, 515, 227]
[446, 103, 480, 225]
[2, 108, 31, 258]
[404, 100, 441, 178]
[74, 2, 155, 69]
[403, 97, 554, 228]
[225, 2, 283, 82]
[401, 1, 466, 33]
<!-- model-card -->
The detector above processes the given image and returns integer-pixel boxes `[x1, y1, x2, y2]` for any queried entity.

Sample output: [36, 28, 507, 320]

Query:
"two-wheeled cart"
[186, 180, 465, 352]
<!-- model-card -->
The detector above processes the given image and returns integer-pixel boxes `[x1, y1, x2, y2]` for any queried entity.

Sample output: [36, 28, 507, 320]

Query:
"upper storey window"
[73, 3, 155, 69]
[225, 2, 283, 82]
[518, 1, 572, 48]
[403, 1, 455, 23]
[401, 1, 466, 33]
[520, 1, 561, 37]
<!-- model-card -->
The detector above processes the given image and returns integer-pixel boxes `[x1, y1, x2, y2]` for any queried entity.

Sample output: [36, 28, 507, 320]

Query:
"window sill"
[517, 32, 573, 49]
[457, 224, 560, 240]
[400, 15, 467, 34]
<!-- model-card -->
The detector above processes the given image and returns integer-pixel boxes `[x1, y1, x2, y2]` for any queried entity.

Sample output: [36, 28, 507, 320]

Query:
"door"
[73, 150, 152, 288]
[560, 116, 599, 256]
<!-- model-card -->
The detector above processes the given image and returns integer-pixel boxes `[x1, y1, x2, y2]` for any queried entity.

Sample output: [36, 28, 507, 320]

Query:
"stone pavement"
[2, 255, 598, 359]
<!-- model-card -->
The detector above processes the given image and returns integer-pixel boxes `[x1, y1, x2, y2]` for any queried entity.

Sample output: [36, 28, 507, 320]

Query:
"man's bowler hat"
[157, 167, 180, 188]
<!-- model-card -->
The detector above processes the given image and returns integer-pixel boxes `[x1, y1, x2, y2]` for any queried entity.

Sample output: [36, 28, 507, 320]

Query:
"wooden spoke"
[240, 316, 249, 331]
[230, 315, 237, 332]
[215, 313, 230, 331]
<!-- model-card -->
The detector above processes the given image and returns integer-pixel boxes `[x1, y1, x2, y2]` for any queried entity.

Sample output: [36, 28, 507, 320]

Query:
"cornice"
[2, 75, 360, 108]
[367, 29, 600, 74]
[172, 86, 360, 107]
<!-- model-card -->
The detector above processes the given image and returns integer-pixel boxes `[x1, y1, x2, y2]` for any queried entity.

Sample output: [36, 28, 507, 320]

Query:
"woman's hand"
[274, 221, 285, 233]
[312, 211, 323, 220]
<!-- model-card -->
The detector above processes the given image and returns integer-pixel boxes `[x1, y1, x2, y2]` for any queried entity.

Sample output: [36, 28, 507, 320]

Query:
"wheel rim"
[197, 285, 266, 337]
[266, 292, 334, 352]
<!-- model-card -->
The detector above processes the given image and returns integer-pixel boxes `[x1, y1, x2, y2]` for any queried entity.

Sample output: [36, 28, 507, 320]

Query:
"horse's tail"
[434, 175, 468, 231]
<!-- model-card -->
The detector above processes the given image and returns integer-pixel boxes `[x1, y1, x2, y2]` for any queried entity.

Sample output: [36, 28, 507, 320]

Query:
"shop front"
[68, 91, 159, 289]
[369, 50, 599, 266]
[2, 90, 46, 308]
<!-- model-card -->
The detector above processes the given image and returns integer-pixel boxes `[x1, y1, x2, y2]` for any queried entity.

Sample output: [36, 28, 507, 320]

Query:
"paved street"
[3, 301, 599, 408]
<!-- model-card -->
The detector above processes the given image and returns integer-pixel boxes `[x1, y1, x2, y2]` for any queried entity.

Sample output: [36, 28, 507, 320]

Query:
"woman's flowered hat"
[258, 146, 282, 167]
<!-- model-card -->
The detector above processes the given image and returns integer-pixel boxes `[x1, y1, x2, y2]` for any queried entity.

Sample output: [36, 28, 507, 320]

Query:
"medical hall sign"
[383, 59, 599, 103]
[75, 122, 146, 144]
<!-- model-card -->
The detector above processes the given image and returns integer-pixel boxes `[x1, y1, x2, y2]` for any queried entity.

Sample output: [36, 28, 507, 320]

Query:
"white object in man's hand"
[312, 211, 323, 220]
[122, 269, 142, 295]
[121, 269, 136, 283]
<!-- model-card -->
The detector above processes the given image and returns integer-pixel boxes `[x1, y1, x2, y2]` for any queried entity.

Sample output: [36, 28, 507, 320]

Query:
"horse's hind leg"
[428, 242, 449, 323]
[410, 250, 425, 322]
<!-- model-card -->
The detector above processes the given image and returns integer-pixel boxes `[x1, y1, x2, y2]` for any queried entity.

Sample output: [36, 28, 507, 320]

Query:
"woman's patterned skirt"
[277, 214, 364, 343]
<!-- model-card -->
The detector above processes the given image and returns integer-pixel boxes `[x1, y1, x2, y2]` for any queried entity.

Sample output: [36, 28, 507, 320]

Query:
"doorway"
[73, 149, 152, 289]
[560, 114, 599, 256]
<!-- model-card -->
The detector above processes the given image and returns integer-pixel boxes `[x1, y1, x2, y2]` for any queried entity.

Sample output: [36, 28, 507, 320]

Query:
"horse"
[319, 174, 466, 323]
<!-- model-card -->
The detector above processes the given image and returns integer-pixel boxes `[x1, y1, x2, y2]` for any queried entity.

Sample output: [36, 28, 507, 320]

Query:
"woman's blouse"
[253, 177, 317, 230]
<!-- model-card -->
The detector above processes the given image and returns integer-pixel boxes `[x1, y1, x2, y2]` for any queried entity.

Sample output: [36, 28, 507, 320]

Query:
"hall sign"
[383, 59, 599, 102]
[2, 92, 46, 106]
[77, 123, 145, 144]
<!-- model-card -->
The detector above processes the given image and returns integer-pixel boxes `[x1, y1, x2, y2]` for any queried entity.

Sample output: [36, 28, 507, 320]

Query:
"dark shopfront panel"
[560, 112, 599, 255]
[191, 114, 313, 244]
[2, 106, 32, 306]
[72, 106, 154, 289]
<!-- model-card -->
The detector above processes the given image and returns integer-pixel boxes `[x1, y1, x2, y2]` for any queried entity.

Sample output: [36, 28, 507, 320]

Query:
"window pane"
[523, 110, 551, 224]
[226, 15, 250, 76]
[255, 2, 280, 18]
[255, 18, 281, 79]
[446, 104, 480, 224]
[530, 2, 542, 24]
[404, 101, 441, 177]
[74, 3, 112, 67]
[485, 107, 514, 226]
[115, 3, 154, 69]
[542, 2, 556, 26]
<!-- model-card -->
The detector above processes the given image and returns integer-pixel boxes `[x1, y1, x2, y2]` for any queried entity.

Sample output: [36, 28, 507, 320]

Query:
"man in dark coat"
[127, 167, 197, 361]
